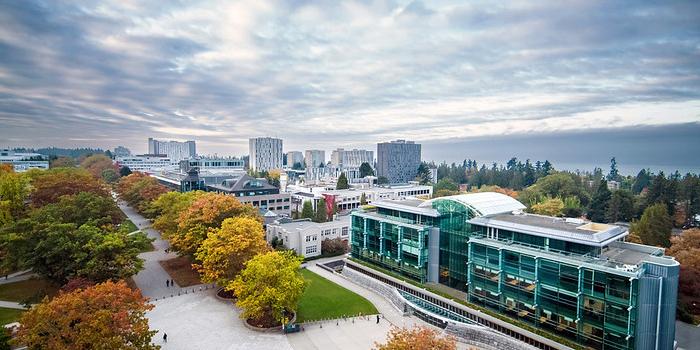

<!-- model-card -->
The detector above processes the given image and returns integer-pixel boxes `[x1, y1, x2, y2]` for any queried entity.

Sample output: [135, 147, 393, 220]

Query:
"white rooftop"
[419, 192, 526, 217]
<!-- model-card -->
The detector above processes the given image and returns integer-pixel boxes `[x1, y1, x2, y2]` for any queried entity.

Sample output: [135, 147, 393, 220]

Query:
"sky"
[1, 1, 699, 167]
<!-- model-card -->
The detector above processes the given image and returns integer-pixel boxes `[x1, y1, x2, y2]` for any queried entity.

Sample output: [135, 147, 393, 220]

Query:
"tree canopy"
[13, 281, 159, 350]
[631, 203, 672, 247]
[29, 168, 108, 207]
[359, 162, 374, 177]
[336, 172, 349, 190]
[374, 326, 456, 350]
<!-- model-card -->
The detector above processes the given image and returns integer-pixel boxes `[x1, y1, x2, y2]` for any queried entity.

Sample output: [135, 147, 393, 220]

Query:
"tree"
[170, 192, 260, 256]
[50, 156, 76, 168]
[360, 192, 367, 205]
[119, 166, 132, 177]
[632, 169, 651, 194]
[194, 217, 268, 286]
[101, 168, 119, 184]
[116, 173, 169, 213]
[666, 228, 700, 321]
[321, 237, 348, 256]
[300, 201, 314, 220]
[588, 180, 611, 222]
[80, 154, 117, 180]
[13, 281, 159, 350]
[434, 178, 458, 193]
[31, 192, 125, 228]
[562, 196, 583, 218]
[606, 190, 635, 223]
[336, 172, 349, 189]
[314, 199, 328, 223]
[415, 163, 432, 185]
[607, 157, 620, 181]
[149, 191, 203, 237]
[359, 162, 374, 177]
[30, 168, 108, 207]
[0, 167, 29, 224]
[292, 162, 304, 170]
[377, 176, 389, 185]
[232, 251, 305, 326]
[374, 326, 456, 350]
[531, 198, 564, 217]
[631, 203, 672, 247]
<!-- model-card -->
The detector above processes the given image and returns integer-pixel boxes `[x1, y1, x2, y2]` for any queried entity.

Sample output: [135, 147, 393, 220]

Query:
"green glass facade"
[350, 196, 678, 350]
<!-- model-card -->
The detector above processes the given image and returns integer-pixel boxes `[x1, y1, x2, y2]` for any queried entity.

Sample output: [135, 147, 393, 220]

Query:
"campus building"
[115, 154, 173, 172]
[330, 148, 374, 182]
[286, 151, 304, 168]
[0, 148, 49, 172]
[350, 192, 679, 350]
[376, 140, 421, 184]
[147, 138, 196, 162]
[304, 149, 325, 168]
[249, 137, 283, 172]
[266, 215, 350, 258]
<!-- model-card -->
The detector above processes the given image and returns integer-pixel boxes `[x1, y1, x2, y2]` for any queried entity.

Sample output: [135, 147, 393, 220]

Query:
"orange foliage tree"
[29, 168, 109, 207]
[667, 228, 700, 320]
[13, 281, 159, 350]
[80, 154, 117, 179]
[170, 192, 260, 257]
[116, 172, 169, 214]
[374, 326, 457, 350]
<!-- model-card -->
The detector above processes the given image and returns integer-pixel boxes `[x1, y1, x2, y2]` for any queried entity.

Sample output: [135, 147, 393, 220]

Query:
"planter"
[215, 287, 237, 301]
[243, 311, 296, 333]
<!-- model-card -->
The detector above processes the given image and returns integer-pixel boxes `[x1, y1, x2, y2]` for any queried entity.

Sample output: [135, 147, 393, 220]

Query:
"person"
[163, 333, 167, 343]
[166, 280, 170, 287]
[170, 279, 174, 286]
[376, 315, 379, 324]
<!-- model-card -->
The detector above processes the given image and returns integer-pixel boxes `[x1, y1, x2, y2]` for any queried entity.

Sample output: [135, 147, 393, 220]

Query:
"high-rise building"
[350, 192, 679, 350]
[376, 140, 421, 184]
[113, 146, 131, 157]
[330, 148, 373, 168]
[249, 137, 283, 172]
[286, 151, 304, 168]
[147, 138, 196, 162]
[304, 150, 325, 168]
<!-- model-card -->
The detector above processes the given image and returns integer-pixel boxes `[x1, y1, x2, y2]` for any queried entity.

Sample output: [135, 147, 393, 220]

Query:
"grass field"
[121, 219, 138, 232]
[296, 269, 377, 322]
[0, 307, 24, 326]
[0, 278, 60, 303]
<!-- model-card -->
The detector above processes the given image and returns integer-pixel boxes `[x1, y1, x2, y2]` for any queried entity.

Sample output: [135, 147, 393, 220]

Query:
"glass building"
[350, 192, 679, 350]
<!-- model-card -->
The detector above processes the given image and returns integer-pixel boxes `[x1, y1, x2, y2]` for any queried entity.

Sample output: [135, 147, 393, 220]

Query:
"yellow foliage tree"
[150, 191, 203, 238]
[374, 326, 456, 350]
[530, 197, 564, 217]
[232, 251, 305, 326]
[194, 217, 268, 286]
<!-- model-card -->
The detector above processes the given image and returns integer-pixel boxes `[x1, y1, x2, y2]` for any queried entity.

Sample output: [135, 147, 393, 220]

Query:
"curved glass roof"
[419, 192, 525, 217]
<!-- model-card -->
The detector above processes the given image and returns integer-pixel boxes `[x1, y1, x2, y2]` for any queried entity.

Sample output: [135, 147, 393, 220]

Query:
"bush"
[321, 238, 348, 256]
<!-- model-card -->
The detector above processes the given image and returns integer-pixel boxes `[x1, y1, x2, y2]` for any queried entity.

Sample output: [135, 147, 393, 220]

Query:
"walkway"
[0, 301, 26, 310]
[118, 201, 186, 298]
[0, 270, 37, 286]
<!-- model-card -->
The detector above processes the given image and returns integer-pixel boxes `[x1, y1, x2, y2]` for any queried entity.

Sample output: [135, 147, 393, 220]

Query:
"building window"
[312, 235, 318, 241]
[306, 236, 311, 242]
[342, 227, 348, 236]
[305, 245, 318, 255]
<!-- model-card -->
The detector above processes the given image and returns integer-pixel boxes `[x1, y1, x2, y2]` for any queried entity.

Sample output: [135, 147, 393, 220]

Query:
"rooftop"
[469, 213, 628, 247]
[419, 192, 526, 217]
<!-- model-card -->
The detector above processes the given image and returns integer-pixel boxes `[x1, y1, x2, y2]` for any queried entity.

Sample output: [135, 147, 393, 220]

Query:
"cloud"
[0, 0, 698, 156]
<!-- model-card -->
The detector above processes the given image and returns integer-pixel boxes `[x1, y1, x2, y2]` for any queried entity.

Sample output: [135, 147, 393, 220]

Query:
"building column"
[498, 249, 504, 295]
[397, 226, 403, 262]
[379, 222, 385, 255]
[417, 229, 424, 266]
[363, 218, 368, 250]
[576, 267, 584, 336]
[534, 257, 540, 312]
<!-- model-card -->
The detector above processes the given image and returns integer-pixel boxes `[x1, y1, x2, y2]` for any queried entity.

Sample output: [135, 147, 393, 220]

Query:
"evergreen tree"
[359, 162, 374, 177]
[300, 201, 314, 219]
[631, 203, 672, 247]
[542, 160, 553, 176]
[360, 192, 367, 205]
[377, 176, 389, 185]
[605, 189, 634, 223]
[336, 172, 349, 189]
[119, 166, 132, 177]
[416, 163, 432, 185]
[588, 180, 611, 222]
[607, 157, 620, 181]
[314, 200, 328, 223]
[632, 169, 651, 194]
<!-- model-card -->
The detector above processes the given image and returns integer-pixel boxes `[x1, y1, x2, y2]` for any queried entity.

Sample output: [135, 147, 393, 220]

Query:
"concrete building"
[305, 150, 325, 168]
[266, 216, 350, 258]
[115, 154, 172, 172]
[330, 148, 373, 168]
[286, 151, 304, 168]
[113, 146, 131, 157]
[206, 174, 291, 217]
[377, 140, 421, 184]
[147, 138, 196, 162]
[0, 149, 49, 172]
[249, 137, 283, 172]
[351, 192, 679, 350]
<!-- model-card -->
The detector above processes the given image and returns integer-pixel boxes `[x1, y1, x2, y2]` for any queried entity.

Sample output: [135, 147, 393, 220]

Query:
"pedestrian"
[163, 333, 167, 343]
[170, 279, 174, 286]
[376, 315, 380, 324]
[166, 280, 170, 287]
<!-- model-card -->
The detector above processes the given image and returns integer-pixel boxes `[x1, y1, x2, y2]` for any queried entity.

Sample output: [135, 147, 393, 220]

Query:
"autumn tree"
[530, 197, 564, 217]
[116, 173, 169, 213]
[30, 168, 108, 207]
[667, 228, 700, 320]
[195, 217, 268, 286]
[374, 326, 456, 350]
[149, 191, 203, 237]
[232, 251, 305, 326]
[631, 203, 672, 247]
[170, 192, 260, 256]
[31, 192, 124, 228]
[321, 237, 348, 256]
[0, 166, 29, 225]
[50, 156, 76, 168]
[336, 172, 349, 189]
[80, 154, 117, 180]
[13, 281, 159, 350]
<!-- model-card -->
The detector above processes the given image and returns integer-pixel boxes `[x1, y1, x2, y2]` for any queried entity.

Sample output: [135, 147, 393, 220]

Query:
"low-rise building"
[0, 149, 49, 172]
[207, 174, 291, 217]
[115, 154, 173, 172]
[266, 215, 350, 258]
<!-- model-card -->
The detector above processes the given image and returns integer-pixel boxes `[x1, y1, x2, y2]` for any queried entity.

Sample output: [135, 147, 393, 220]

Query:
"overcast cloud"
[0, 0, 699, 157]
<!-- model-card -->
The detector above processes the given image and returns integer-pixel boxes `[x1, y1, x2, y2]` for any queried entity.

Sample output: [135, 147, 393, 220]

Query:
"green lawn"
[121, 219, 138, 232]
[0, 307, 24, 326]
[296, 269, 377, 322]
[0, 278, 60, 303]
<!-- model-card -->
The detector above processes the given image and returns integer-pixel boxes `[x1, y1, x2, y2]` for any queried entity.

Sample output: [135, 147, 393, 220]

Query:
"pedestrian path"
[0, 301, 27, 310]
[0, 269, 37, 285]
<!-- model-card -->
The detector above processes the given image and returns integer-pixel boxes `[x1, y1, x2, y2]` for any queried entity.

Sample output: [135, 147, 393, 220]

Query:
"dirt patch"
[159, 256, 202, 287]
[246, 310, 294, 329]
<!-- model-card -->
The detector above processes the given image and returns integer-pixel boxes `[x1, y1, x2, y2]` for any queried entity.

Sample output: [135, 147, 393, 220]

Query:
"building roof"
[372, 199, 441, 217]
[208, 174, 277, 193]
[469, 213, 628, 247]
[419, 192, 526, 217]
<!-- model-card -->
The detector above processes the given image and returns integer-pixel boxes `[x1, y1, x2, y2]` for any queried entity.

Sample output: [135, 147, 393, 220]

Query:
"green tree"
[631, 203, 672, 247]
[377, 176, 389, 185]
[434, 178, 458, 193]
[300, 201, 314, 220]
[149, 191, 203, 237]
[632, 169, 651, 194]
[588, 180, 611, 222]
[530, 198, 564, 217]
[607, 157, 620, 181]
[360, 192, 367, 205]
[314, 199, 328, 223]
[101, 168, 119, 183]
[359, 162, 374, 178]
[31, 192, 125, 228]
[50, 157, 76, 168]
[232, 250, 306, 325]
[562, 196, 583, 217]
[0, 167, 29, 225]
[416, 163, 432, 185]
[119, 166, 132, 177]
[336, 172, 349, 190]
[292, 162, 304, 170]
[606, 190, 635, 223]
